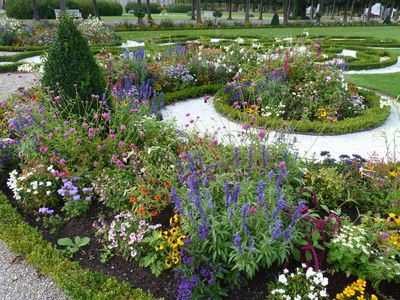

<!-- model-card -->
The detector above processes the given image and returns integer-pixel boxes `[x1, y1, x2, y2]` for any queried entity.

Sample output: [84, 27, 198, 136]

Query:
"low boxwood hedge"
[163, 84, 224, 105]
[0, 51, 43, 62]
[213, 89, 391, 135]
[0, 193, 154, 300]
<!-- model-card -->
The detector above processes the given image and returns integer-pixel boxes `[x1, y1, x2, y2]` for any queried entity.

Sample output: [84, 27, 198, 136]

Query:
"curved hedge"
[213, 89, 391, 135]
[0, 193, 154, 300]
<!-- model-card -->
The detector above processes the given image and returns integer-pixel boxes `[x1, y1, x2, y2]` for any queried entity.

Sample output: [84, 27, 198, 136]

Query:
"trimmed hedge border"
[0, 63, 22, 73]
[213, 89, 391, 135]
[0, 51, 43, 62]
[163, 83, 224, 105]
[0, 193, 155, 300]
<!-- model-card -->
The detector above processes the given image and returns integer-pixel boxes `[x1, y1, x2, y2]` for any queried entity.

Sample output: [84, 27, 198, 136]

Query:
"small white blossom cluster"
[330, 224, 374, 256]
[269, 265, 329, 300]
[0, 16, 25, 36]
[78, 17, 116, 44]
[7, 166, 56, 201]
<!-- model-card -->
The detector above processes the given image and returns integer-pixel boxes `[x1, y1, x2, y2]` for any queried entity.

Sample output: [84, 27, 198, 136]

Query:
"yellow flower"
[336, 293, 344, 300]
[371, 294, 378, 300]
[343, 287, 355, 297]
[177, 235, 186, 246]
[356, 295, 365, 300]
[165, 258, 173, 268]
[389, 170, 398, 177]
[172, 256, 180, 265]
[356, 279, 366, 287]
[155, 244, 164, 251]
[170, 227, 180, 236]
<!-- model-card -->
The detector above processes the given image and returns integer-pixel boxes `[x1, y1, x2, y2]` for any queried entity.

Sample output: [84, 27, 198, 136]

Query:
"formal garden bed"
[1, 16, 400, 300]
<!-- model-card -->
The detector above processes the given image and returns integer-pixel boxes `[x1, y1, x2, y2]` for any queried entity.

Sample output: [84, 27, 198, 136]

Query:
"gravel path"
[346, 56, 400, 74]
[162, 96, 400, 160]
[0, 241, 69, 300]
[0, 73, 70, 300]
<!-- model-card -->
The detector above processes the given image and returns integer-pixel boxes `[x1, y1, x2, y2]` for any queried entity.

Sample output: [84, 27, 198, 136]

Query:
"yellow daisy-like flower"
[335, 293, 344, 300]
[343, 287, 355, 297]
[389, 170, 398, 177]
[371, 294, 378, 300]
[356, 279, 366, 287]
[170, 227, 180, 236]
[172, 256, 180, 265]
[155, 244, 164, 251]
[356, 295, 365, 300]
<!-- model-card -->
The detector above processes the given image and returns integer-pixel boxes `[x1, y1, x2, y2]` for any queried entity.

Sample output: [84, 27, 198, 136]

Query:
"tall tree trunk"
[320, 0, 324, 13]
[350, 0, 355, 19]
[244, 0, 250, 24]
[343, 0, 349, 22]
[311, 0, 314, 18]
[32, 0, 40, 20]
[92, 0, 100, 19]
[146, 0, 152, 21]
[283, 0, 289, 24]
[228, 0, 233, 19]
[258, 0, 263, 19]
[331, 0, 335, 19]
[388, 0, 395, 19]
[367, 0, 372, 20]
[191, 0, 195, 20]
[287, 0, 291, 19]
[137, 0, 144, 25]
[196, 0, 202, 24]
[60, 0, 66, 12]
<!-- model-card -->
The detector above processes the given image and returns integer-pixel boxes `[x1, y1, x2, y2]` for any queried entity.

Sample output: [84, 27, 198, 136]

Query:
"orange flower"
[150, 210, 158, 217]
[154, 194, 162, 201]
[129, 196, 137, 203]
[176, 147, 182, 154]
[142, 189, 149, 196]
[163, 181, 171, 188]
[137, 207, 145, 215]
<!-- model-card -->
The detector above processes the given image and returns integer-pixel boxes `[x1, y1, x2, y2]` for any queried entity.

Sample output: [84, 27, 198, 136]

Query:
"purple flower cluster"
[38, 207, 54, 215]
[163, 64, 194, 83]
[57, 177, 92, 201]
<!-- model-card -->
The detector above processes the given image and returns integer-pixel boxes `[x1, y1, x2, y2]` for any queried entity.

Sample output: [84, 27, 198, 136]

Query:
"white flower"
[320, 290, 328, 297]
[321, 277, 328, 286]
[278, 274, 288, 285]
[283, 268, 289, 274]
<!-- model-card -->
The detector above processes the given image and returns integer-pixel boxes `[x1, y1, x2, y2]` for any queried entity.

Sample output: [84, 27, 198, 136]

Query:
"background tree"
[196, 0, 202, 23]
[32, 0, 39, 20]
[92, 0, 100, 19]
[59, 0, 66, 12]
[227, 0, 233, 19]
[146, 0, 152, 21]
[244, 0, 250, 24]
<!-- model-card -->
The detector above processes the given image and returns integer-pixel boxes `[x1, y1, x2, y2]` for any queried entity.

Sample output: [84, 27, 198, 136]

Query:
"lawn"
[346, 72, 400, 98]
[103, 12, 275, 21]
[118, 25, 400, 42]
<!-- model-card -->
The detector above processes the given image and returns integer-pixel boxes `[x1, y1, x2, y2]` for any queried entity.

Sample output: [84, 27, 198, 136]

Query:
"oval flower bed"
[213, 43, 390, 134]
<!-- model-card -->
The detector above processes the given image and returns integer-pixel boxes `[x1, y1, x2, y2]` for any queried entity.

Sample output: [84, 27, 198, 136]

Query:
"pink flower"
[248, 206, 256, 215]
[70, 128, 77, 134]
[120, 124, 127, 131]
[77, 138, 82, 143]
[63, 132, 69, 138]
[118, 141, 125, 148]
[242, 101, 248, 106]
[102, 112, 111, 121]
[256, 97, 263, 103]
[242, 123, 251, 130]
[96, 144, 104, 151]
[180, 152, 188, 159]
[258, 129, 267, 139]
[50, 156, 57, 164]
[55, 127, 61, 133]
[139, 131, 145, 138]
[59, 159, 66, 166]
[278, 161, 286, 170]
[82, 122, 89, 129]
[88, 128, 95, 138]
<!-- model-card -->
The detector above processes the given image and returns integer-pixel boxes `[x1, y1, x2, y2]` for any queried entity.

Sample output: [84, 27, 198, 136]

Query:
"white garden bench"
[54, 9, 82, 20]
[194, 10, 214, 19]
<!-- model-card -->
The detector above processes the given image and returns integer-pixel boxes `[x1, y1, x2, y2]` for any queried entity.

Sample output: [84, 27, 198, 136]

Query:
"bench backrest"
[54, 9, 82, 19]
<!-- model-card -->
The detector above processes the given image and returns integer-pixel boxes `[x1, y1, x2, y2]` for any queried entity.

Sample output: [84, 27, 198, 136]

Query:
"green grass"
[118, 26, 400, 42]
[346, 73, 400, 98]
[103, 12, 274, 21]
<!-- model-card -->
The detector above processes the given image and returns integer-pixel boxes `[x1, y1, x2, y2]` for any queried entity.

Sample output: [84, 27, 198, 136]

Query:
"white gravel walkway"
[0, 241, 69, 300]
[0, 73, 69, 300]
[162, 96, 400, 161]
[346, 56, 400, 74]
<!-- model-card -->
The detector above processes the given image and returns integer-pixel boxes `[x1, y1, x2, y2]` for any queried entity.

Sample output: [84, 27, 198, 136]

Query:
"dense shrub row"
[5, 0, 123, 19]
[125, 2, 160, 14]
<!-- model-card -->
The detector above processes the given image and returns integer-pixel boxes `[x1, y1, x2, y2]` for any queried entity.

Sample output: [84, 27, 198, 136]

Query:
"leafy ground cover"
[1, 16, 400, 300]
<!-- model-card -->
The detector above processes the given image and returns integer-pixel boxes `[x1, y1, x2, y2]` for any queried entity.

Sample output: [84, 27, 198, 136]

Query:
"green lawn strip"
[346, 73, 400, 98]
[118, 26, 400, 42]
[0, 193, 156, 300]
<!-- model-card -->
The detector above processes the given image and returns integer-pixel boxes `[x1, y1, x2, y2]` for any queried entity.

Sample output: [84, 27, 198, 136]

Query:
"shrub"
[126, 2, 160, 14]
[213, 10, 222, 19]
[97, 0, 123, 16]
[271, 12, 280, 25]
[167, 3, 191, 13]
[5, 0, 33, 19]
[383, 15, 392, 25]
[42, 15, 106, 113]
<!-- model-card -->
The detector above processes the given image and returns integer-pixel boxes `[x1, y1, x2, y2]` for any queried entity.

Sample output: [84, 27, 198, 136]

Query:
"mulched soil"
[2, 182, 400, 300]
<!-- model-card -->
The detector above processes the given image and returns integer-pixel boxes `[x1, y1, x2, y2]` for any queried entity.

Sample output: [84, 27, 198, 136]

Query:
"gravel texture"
[0, 241, 70, 300]
[0, 73, 69, 300]
[162, 96, 400, 160]
[346, 56, 400, 74]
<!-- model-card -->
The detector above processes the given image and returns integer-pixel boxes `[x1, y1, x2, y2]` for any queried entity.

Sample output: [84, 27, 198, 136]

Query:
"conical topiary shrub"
[42, 14, 106, 114]
[271, 12, 280, 25]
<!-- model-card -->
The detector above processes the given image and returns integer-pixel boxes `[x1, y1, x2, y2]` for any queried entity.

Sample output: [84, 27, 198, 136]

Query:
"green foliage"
[126, 2, 160, 14]
[213, 10, 223, 19]
[42, 15, 106, 113]
[134, 7, 146, 19]
[167, 3, 192, 13]
[58, 236, 90, 258]
[383, 15, 392, 25]
[5, 0, 33, 19]
[307, 167, 345, 208]
[271, 13, 280, 26]
[97, 0, 123, 16]
[163, 84, 223, 105]
[0, 193, 155, 299]
[293, 0, 307, 19]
